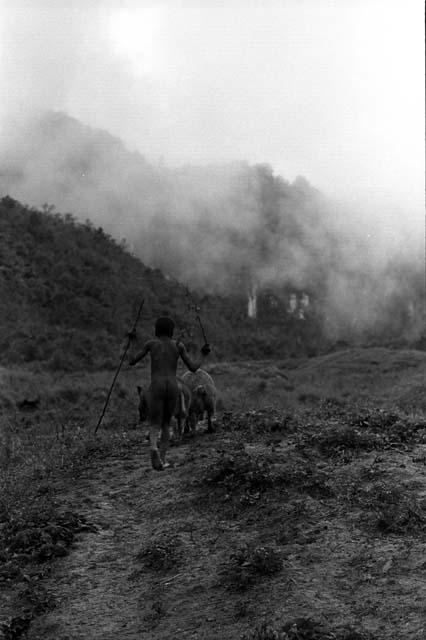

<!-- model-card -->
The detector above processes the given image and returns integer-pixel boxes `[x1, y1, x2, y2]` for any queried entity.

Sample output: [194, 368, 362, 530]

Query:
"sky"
[0, 0, 424, 225]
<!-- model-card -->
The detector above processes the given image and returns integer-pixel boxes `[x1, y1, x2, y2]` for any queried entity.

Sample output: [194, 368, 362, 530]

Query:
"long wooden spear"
[196, 314, 208, 344]
[94, 297, 145, 434]
[184, 285, 209, 344]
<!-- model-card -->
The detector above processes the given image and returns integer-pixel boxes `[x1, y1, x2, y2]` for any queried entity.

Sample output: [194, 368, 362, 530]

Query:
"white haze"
[1, 1, 424, 213]
[0, 0, 424, 340]
[0, 111, 423, 342]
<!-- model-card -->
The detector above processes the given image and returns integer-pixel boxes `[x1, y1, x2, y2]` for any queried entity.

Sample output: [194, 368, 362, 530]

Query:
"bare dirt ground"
[26, 431, 426, 639]
[2, 349, 426, 640]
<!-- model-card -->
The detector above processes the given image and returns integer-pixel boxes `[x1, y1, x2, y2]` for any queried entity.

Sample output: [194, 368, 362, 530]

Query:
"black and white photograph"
[0, 0, 425, 638]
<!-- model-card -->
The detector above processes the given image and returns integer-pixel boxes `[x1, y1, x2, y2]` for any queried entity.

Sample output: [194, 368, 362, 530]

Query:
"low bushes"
[220, 544, 283, 591]
[136, 533, 183, 572]
[241, 619, 377, 640]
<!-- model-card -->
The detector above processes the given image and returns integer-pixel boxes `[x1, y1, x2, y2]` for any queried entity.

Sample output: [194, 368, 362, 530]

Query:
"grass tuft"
[200, 447, 274, 501]
[352, 481, 425, 534]
[241, 619, 378, 640]
[313, 426, 383, 456]
[136, 533, 183, 572]
[220, 544, 282, 591]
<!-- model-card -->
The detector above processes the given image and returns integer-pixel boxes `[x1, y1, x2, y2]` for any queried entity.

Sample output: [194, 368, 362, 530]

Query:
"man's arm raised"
[129, 341, 151, 366]
[178, 342, 211, 372]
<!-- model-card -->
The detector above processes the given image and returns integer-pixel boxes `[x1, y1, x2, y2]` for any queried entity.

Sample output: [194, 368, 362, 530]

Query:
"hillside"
[0, 196, 328, 370]
[0, 195, 207, 369]
[1, 111, 423, 348]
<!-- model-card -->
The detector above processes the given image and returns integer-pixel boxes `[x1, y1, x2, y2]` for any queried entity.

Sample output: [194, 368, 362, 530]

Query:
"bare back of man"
[145, 338, 180, 469]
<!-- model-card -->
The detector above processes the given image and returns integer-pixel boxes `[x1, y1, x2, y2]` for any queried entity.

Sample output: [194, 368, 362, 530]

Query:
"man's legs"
[149, 423, 163, 470]
[159, 421, 171, 467]
[148, 387, 164, 470]
[159, 380, 178, 466]
[149, 379, 178, 470]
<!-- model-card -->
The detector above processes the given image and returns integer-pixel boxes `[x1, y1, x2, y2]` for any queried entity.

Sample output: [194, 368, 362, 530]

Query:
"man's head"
[155, 316, 175, 338]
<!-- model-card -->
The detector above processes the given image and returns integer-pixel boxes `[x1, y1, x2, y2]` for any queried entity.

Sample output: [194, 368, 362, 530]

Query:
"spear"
[184, 285, 209, 345]
[94, 297, 145, 434]
[196, 314, 208, 344]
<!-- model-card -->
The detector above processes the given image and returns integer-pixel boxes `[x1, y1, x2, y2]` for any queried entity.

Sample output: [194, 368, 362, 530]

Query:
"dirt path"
[26, 434, 238, 640]
[23, 420, 426, 640]
[27, 442, 194, 640]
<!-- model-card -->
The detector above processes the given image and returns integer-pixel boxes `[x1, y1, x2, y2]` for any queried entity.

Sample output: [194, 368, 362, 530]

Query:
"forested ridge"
[0, 196, 327, 370]
[0, 196, 199, 369]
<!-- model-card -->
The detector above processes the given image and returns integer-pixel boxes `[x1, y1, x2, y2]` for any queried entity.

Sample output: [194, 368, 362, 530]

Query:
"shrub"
[312, 426, 383, 456]
[136, 533, 183, 572]
[200, 448, 273, 497]
[220, 544, 282, 591]
[347, 409, 426, 444]
[349, 409, 400, 430]
[274, 462, 335, 499]
[221, 409, 296, 436]
[315, 397, 348, 419]
[353, 481, 424, 534]
[298, 392, 320, 405]
[241, 620, 376, 640]
[0, 498, 95, 571]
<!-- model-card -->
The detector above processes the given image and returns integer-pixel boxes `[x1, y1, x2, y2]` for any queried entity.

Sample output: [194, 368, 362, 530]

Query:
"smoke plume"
[0, 111, 423, 342]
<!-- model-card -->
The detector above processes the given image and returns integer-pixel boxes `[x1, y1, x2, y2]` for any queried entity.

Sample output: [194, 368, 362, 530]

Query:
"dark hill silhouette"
[0, 196, 206, 369]
[0, 196, 328, 370]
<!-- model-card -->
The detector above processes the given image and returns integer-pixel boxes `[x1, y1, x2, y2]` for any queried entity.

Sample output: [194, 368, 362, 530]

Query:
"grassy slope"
[1, 346, 424, 429]
[0, 195, 328, 370]
[0, 196, 233, 370]
[1, 347, 426, 639]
